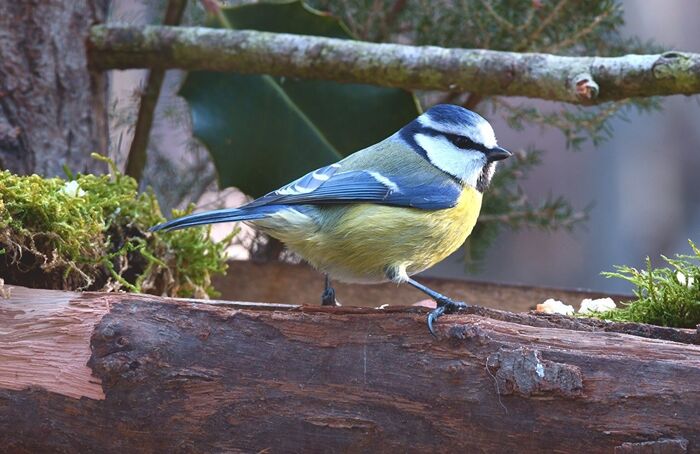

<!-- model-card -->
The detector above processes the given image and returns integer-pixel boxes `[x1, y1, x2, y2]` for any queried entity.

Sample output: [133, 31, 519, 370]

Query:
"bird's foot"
[321, 286, 339, 306]
[427, 298, 470, 337]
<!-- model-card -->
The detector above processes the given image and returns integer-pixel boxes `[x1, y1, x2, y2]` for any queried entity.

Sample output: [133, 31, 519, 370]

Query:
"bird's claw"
[427, 299, 469, 337]
[321, 287, 338, 306]
[427, 305, 446, 337]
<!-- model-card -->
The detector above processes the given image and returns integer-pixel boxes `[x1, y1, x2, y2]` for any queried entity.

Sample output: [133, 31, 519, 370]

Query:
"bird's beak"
[486, 146, 512, 162]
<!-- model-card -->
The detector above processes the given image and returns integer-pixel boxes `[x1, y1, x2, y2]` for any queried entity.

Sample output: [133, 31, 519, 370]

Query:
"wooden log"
[1, 285, 699, 453]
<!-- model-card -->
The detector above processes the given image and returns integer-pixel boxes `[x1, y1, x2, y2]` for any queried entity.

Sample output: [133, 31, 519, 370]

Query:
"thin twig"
[200, 0, 232, 28]
[479, 0, 515, 31]
[548, 12, 609, 53]
[516, 6, 536, 33]
[378, 0, 407, 41]
[463, 93, 483, 110]
[436, 91, 466, 105]
[124, 0, 187, 182]
[478, 209, 587, 228]
[516, 0, 569, 51]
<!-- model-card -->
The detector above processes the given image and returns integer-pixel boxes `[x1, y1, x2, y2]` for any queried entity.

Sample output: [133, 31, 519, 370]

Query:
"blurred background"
[433, 1, 700, 292]
[110, 0, 700, 293]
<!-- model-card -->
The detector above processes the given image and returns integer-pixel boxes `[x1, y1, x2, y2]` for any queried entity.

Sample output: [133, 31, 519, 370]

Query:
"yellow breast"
[278, 186, 483, 283]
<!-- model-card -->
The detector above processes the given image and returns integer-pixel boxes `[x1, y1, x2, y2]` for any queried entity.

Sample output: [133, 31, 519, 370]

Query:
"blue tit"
[151, 104, 511, 335]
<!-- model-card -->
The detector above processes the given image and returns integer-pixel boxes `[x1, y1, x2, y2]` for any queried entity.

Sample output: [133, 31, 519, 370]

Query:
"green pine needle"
[595, 241, 700, 328]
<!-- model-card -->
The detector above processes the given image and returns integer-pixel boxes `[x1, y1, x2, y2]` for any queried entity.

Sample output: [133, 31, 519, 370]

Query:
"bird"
[150, 104, 511, 336]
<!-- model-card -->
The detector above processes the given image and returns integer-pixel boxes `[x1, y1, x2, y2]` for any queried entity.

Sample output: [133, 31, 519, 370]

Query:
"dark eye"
[447, 134, 480, 151]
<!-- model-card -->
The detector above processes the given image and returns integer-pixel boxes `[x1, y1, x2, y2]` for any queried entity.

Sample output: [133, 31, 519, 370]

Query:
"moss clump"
[0, 155, 233, 298]
[592, 241, 700, 328]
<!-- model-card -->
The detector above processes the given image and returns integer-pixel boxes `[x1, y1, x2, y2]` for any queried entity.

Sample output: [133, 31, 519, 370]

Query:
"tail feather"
[149, 206, 282, 232]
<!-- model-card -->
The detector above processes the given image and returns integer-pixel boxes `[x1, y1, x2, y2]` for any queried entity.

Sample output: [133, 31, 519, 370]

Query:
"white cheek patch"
[414, 133, 486, 188]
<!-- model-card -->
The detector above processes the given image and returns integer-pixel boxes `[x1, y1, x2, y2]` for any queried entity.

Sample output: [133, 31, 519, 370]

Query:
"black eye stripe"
[445, 134, 488, 153]
[409, 125, 489, 153]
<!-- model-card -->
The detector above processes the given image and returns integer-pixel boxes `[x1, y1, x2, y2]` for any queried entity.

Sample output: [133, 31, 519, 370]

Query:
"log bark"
[0, 0, 109, 176]
[88, 25, 700, 105]
[1, 286, 699, 453]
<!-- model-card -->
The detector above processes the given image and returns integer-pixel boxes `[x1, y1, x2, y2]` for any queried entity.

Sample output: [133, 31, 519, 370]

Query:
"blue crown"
[423, 104, 486, 128]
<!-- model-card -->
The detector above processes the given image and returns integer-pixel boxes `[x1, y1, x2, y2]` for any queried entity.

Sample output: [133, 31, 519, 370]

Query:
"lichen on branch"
[88, 25, 700, 105]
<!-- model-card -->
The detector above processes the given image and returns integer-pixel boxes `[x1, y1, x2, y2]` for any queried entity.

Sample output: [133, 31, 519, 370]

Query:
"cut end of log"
[0, 287, 108, 400]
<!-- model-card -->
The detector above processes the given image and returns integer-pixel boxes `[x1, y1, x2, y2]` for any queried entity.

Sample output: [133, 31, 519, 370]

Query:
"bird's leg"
[321, 274, 338, 306]
[406, 277, 470, 337]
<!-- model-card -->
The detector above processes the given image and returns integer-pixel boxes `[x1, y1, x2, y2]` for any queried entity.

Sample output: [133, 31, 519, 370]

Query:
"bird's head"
[399, 104, 511, 191]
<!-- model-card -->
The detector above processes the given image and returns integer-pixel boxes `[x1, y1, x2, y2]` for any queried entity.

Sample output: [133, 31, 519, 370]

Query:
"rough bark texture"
[1, 286, 699, 453]
[88, 25, 700, 105]
[0, 0, 109, 176]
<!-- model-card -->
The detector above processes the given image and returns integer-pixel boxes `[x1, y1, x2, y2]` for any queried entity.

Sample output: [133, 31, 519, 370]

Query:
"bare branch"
[547, 10, 609, 54]
[516, 0, 569, 51]
[88, 25, 700, 105]
[463, 93, 483, 110]
[479, 0, 515, 31]
[124, 0, 187, 182]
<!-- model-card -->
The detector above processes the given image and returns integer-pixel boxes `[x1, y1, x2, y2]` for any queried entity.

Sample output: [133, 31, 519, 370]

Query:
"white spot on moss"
[60, 181, 85, 197]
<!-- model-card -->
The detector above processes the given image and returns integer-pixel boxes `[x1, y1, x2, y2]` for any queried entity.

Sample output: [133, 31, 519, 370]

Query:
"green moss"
[0, 155, 234, 298]
[592, 240, 700, 328]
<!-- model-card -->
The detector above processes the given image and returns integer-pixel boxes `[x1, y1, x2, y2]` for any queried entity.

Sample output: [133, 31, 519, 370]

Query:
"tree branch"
[88, 25, 700, 105]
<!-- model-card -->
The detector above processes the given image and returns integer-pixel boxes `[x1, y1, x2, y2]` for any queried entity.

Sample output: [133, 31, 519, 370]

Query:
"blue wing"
[150, 163, 461, 231]
[246, 163, 460, 210]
